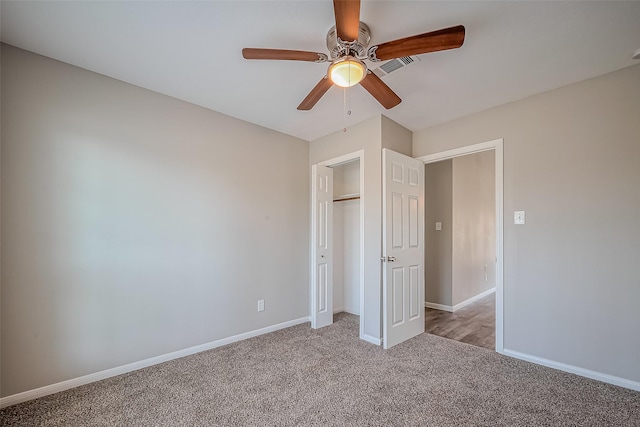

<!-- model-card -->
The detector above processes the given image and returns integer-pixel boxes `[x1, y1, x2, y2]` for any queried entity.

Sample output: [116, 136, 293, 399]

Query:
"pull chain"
[342, 60, 353, 132]
[344, 85, 351, 116]
[343, 86, 351, 133]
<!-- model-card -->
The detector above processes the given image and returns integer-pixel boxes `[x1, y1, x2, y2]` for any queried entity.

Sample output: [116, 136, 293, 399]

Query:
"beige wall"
[424, 151, 495, 308]
[424, 160, 453, 306]
[1, 45, 310, 396]
[452, 151, 495, 305]
[414, 64, 640, 383]
[333, 160, 360, 197]
[381, 115, 412, 156]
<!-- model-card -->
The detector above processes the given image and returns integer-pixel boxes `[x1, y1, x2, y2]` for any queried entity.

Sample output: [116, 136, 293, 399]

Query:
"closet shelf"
[333, 193, 360, 203]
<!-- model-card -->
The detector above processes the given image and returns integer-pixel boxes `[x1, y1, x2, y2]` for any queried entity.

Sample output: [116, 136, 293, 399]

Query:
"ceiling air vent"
[372, 55, 421, 78]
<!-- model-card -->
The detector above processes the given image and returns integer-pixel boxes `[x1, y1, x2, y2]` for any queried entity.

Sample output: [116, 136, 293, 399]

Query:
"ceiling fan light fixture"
[329, 56, 366, 87]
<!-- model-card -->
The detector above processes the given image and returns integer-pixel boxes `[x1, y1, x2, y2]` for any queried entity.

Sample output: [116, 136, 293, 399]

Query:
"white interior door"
[382, 149, 425, 349]
[311, 164, 333, 329]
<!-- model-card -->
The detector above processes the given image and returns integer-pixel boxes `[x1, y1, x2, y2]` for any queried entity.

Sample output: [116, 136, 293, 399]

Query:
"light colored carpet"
[1, 313, 639, 426]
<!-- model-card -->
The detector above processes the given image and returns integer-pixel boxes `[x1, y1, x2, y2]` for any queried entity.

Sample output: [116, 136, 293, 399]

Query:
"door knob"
[387, 256, 396, 262]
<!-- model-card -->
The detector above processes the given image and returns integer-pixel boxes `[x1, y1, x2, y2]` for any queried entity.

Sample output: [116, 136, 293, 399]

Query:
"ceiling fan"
[242, 0, 465, 111]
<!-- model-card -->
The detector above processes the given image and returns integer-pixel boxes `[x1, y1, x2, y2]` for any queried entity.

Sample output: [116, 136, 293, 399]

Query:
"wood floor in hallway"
[424, 293, 495, 350]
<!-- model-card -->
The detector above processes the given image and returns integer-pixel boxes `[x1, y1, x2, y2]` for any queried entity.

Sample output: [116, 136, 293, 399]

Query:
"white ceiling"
[2, 1, 640, 141]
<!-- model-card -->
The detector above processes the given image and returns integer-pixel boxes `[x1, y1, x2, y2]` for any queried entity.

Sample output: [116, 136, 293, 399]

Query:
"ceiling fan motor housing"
[326, 22, 371, 59]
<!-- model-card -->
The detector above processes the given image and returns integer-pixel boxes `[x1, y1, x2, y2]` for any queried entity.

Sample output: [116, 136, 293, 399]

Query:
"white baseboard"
[424, 302, 453, 312]
[425, 287, 496, 313]
[0, 316, 310, 409]
[501, 348, 640, 392]
[453, 287, 496, 311]
[361, 334, 381, 346]
[334, 305, 360, 315]
[334, 308, 360, 316]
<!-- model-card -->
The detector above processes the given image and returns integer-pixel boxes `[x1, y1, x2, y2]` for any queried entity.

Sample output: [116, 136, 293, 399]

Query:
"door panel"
[383, 149, 425, 349]
[318, 198, 327, 248]
[392, 268, 405, 325]
[392, 193, 403, 248]
[409, 196, 419, 247]
[311, 164, 333, 329]
[409, 265, 420, 319]
[318, 263, 327, 313]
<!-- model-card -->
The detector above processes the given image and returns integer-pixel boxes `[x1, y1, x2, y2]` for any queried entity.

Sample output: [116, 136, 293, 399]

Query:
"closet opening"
[311, 149, 367, 341]
[331, 159, 362, 324]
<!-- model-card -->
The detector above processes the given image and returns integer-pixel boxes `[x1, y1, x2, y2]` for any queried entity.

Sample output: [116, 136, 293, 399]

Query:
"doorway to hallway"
[417, 138, 504, 352]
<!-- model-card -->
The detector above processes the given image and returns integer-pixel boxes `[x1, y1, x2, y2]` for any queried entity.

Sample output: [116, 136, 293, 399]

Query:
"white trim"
[416, 138, 504, 353]
[318, 151, 363, 168]
[313, 150, 366, 342]
[417, 139, 499, 164]
[501, 348, 640, 392]
[452, 287, 495, 312]
[425, 288, 495, 313]
[334, 308, 360, 316]
[361, 334, 381, 346]
[495, 141, 505, 352]
[357, 153, 365, 342]
[0, 316, 309, 409]
[424, 302, 453, 312]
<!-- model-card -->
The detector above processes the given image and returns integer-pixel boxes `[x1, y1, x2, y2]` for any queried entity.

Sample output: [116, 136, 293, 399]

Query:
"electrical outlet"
[257, 299, 265, 312]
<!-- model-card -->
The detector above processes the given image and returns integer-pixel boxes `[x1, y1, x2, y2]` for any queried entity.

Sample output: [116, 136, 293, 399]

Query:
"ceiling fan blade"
[359, 72, 401, 109]
[242, 48, 327, 62]
[371, 25, 465, 61]
[298, 76, 333, 110]
[333, 0, 361, 42]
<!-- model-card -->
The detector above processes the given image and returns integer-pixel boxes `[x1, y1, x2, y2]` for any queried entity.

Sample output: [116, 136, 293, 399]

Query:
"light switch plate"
[514, 211, 525, 225]
[435, 222, 442, 231]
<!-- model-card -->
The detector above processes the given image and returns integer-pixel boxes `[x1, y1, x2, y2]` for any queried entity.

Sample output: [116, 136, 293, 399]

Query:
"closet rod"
[333, 196, 360, 203]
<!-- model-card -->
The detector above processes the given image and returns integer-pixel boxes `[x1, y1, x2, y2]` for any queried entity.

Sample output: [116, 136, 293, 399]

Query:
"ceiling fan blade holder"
[368, 25, 465, 62]
[359, 71, 401, 109]
[333, 0, 361, 42]
[242, 48, 328, 63]
[298, 76, 334, 110]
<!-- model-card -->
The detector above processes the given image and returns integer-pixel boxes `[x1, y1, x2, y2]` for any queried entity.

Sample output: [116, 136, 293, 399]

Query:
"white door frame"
[312, 150, 366, 340]
[415, 139, 504, 353]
